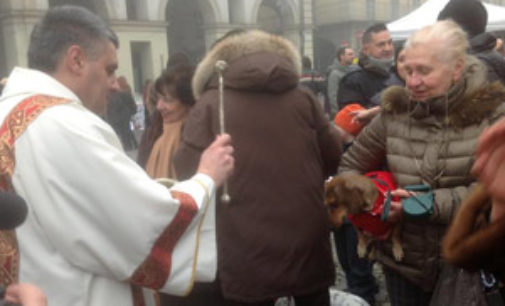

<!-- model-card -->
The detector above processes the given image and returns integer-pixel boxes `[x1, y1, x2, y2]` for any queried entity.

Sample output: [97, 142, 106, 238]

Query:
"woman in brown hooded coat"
[170, 30, 341, 305]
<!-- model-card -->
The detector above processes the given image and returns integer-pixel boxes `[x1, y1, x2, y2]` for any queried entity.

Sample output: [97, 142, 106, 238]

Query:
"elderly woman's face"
[403, 45, 464, 102]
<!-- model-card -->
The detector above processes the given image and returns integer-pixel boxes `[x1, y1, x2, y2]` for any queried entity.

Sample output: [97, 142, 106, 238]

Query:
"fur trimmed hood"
[382, 55, 505, 128]
[192, 30, 302, 99]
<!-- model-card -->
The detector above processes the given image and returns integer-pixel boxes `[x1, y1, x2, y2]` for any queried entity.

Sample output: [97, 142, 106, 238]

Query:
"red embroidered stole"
[0, 94, 200, 303]
[130, 189, 199, 306]
[0, 95, 68, 286]
[129, 191, 198, 288]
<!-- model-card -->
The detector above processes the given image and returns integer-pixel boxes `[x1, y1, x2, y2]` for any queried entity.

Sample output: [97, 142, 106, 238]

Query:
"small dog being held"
[325, 172, 404, 261]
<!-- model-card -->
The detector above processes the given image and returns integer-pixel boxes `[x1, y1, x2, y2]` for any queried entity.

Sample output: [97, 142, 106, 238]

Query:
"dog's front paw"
[368, 247, 377, 260]
[392, 243, 404, 261]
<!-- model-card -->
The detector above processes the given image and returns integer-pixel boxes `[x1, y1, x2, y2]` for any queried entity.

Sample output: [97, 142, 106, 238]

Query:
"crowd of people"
[1, 0, 505, 305]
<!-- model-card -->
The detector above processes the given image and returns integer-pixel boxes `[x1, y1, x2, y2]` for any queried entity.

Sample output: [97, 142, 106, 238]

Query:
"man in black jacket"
[333, 23, 396, 306]
[337, 23, 394, 124]
[438, 0, 505, 84]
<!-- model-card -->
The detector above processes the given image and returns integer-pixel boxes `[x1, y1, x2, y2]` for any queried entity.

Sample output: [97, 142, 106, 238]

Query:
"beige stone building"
[1, 0, 504, 93]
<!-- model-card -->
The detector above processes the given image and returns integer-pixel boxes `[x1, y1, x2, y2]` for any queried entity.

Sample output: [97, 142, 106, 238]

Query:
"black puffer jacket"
[471, 32, 505, 84]
[337, 54, 391, 110]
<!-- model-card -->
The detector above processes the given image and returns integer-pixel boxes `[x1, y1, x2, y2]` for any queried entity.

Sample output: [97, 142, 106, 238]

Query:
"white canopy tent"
[387, 0, 505, 40]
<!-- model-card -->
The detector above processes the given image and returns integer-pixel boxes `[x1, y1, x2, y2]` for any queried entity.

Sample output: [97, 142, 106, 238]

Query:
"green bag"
[402, 184, 434, 219]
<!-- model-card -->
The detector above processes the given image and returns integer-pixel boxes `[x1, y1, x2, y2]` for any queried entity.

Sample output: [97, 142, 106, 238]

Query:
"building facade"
[0, 0, 313, 93]
[1, 0, 505, 93]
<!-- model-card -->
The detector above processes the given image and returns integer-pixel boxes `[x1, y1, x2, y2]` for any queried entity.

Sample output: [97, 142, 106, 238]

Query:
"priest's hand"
[197, 134, 234, 187]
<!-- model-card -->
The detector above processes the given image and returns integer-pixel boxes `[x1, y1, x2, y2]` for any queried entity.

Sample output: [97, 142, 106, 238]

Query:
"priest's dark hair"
[28, 5, 118, 72]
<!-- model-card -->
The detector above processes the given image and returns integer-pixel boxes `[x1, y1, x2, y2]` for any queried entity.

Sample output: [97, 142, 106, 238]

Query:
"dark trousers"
[159, 279, 330, 306]
[333, 222, 378, 305]
[383, 267, 432, 306]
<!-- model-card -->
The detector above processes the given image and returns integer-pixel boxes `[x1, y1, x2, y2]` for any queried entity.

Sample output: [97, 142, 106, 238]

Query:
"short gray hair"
[28, 5, 118, 72]
[405, 20, 468, 65]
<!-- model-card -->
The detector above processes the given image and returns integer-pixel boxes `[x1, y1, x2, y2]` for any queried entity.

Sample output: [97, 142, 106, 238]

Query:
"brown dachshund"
[325, 173, 404, 261]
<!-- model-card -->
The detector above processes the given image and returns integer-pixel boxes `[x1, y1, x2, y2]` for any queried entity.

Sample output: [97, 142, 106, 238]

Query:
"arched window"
[366, 0, 375, 20]
[166, 0, 206, 64]
[47, 0, 108, 19]
[257, 0, 287, 35]
[48, 0, 96, 12]
[126, 0, 139, 20]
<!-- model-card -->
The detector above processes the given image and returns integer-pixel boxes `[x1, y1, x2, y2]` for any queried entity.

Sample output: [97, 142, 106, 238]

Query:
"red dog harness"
[347, 171, 397, 240]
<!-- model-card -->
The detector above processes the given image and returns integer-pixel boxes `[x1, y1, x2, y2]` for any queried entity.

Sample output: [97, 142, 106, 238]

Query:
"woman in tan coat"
[137, 64, 195, 179]
[339, 20, 505, 305]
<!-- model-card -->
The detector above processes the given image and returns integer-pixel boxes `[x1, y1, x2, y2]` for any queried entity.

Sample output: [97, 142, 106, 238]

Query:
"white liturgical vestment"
[0, 67, 217, 306]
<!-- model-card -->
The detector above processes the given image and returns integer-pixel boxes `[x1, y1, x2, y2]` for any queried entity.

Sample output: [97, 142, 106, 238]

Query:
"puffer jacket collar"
[382, 55, 505, 128]
[192, 30, 301, 99]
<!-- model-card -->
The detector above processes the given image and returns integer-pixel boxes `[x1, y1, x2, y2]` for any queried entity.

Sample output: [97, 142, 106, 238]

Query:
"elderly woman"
[339, 20, 505, 305]
[137, 64, 195, 179]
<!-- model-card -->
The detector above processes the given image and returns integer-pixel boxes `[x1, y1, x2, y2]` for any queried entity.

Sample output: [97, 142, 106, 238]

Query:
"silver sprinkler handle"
[215, 60, 231, 204]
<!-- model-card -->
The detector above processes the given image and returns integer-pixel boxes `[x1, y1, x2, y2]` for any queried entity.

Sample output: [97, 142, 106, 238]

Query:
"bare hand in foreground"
[197, 134, 234, 187]
[472, 118, 505, 203]
[4, 283, 47, 306]
[490, 198, 505, 222]
[386, 189, 416, 223]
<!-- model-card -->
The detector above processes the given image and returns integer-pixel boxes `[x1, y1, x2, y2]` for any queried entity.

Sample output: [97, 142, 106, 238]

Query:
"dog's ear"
[363, 191, 378, 209]
[325, 178, 348, 227]
[345, 188, 368, 213]
[324, 179, 339, 206]
[343, 175, 373, 191]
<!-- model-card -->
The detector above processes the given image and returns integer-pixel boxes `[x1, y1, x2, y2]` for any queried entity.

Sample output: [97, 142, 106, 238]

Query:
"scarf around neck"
[145, 120, 184, 179]
[360, 53, 394, 77]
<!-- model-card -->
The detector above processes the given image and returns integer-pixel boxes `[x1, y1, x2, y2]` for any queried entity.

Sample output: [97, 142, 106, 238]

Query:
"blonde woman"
[339, 20, 505, 305]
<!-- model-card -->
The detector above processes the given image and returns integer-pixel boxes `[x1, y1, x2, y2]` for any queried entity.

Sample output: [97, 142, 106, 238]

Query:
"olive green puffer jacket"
[339, 57, 505, 291]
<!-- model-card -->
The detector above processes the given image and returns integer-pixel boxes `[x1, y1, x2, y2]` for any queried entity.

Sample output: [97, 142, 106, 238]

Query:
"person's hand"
[472, 118, 505, 202]
[386, 189, 416, 223]
[4, 283, 47, 306]
[350, 106, 380, 124]
[491, 198, 505, 223]
[350, 109, 371, 124]
[197, 134, 234, 187]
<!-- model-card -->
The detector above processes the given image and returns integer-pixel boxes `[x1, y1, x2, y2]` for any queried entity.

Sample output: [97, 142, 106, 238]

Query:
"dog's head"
[325, 173, 379, 227]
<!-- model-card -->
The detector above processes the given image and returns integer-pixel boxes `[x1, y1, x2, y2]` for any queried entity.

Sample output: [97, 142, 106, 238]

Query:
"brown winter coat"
[339, 56, 505, 291]
[174, 30, 341, 302]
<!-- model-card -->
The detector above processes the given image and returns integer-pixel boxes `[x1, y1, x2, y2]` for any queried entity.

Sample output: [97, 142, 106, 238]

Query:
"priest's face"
[80, 41, 119, 115]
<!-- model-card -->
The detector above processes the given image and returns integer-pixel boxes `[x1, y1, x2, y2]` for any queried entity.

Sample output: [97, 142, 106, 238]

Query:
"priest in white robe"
[0, 5, 234, 306]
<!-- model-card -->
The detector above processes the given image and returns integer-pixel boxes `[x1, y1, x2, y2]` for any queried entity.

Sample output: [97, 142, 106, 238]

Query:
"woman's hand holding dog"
[387, 189, 416, 223]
